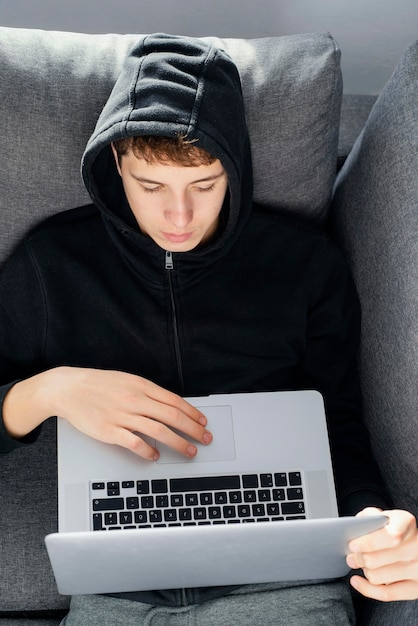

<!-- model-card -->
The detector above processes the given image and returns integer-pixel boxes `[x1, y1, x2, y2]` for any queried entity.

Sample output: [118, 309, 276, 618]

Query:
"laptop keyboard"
[90, 471, 306, 530]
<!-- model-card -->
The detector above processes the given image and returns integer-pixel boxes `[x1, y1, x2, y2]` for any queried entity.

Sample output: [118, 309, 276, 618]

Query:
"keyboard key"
[93, 513, 103, 530]
[105, 512, 118, 525]
[242, 474, 258, 488]
[156, 495, 169, 508]
[194, 508, 207, 521]
[171, 475, 240, 492]
[214, 492, 228, 504]
[137, 481, 150, 494]
[179, 508, 192, 521]
[119, 512, 133, 525]
[258, 489, 271, 502]
[185, 494, 198, 506]
[171, 494, 184, 507]
[122, 481, 134, 489]
[152, 479, 168, 494]
[267, 503, 280, 516]
[252, 504, 266, 517]
[134, 511, 148, 524]
[287, 487, 304, 500]
[244, 490, 256, 502]
[164, 509, 178, 522]
[93, 498, 124, 511]
[289, 472, 302, 486]
[260, 474, 273, 487]
[126, 497, 140, 509]
[200, 493, 213, 505]
[272, 489, 285, 501]
[107, 482, 120, 496]
[141, 496, 154, 508]
[274, 473, 288, 486]
[238, 505, 251, 517]
[281, 502, 305, 515]
[223, 506, 236, 518]
[229, 491, 242, 504]
[149, 510, 162, 523]
[208, 507, 222, 519]
[92, 482, 105, 490]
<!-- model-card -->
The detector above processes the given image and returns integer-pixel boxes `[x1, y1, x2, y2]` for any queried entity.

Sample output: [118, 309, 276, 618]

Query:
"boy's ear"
[110, 143, 122, 176]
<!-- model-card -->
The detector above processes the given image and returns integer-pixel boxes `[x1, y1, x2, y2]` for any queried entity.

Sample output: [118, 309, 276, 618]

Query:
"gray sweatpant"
[61, 580, 355, 625]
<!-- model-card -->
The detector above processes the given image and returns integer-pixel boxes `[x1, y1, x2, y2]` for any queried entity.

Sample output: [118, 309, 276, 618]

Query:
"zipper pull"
[165, 250, 174, 270]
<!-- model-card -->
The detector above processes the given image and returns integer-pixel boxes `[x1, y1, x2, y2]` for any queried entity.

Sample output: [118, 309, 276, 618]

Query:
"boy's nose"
[165, 197, 193, 228]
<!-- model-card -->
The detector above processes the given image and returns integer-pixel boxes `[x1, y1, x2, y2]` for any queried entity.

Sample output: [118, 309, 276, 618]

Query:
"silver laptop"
[45, 390, 387, 595]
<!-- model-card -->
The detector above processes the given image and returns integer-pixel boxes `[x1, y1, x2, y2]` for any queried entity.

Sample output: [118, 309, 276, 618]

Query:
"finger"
[361, 559, 418, 587]
[349, 509, 415, 554]
[350, 574, 418, 602]
[348, 537, 418, 571]
[140, 379, 207, 425]
[131, 413, 206, 458]
[124, 394, 212, 447]
[98, 425, 160, 461]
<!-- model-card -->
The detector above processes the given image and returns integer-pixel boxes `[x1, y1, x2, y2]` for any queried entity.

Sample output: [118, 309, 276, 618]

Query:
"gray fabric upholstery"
[0, 420, 69, 614]
[338, 95, 377, 163]
[332, 40, 418, 519]
[0, 28, 342, 270]
[0, 27, 343, 615]
[221, 34, 342, 221]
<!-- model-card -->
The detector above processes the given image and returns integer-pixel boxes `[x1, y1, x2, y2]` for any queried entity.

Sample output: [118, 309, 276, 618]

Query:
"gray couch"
[0, 27, 416, 625]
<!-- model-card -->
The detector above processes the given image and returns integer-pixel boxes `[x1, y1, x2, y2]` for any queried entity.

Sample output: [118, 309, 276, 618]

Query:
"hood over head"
[81, 33, 253, 268]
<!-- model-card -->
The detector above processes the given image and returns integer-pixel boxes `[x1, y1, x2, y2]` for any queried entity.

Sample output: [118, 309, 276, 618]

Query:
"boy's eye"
[142, 185, 162, 193]
[140, 182, 217, 193]
[195, 184, 216, 193]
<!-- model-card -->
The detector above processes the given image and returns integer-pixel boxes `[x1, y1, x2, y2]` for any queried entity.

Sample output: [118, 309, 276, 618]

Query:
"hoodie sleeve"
[0, 243, 47, 453]
[302, 238, 391, 515]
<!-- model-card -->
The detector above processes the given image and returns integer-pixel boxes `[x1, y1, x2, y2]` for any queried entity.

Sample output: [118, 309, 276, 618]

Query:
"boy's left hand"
[347, 507, 418, 601]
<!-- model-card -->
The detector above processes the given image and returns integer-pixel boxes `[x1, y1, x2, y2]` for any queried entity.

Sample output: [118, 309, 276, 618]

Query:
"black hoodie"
[82, 33, 253, 285]
[0, 34, 389, 605]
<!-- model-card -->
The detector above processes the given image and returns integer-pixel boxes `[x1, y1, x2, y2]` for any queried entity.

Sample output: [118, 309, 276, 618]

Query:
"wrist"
[2, 368, 64, 439]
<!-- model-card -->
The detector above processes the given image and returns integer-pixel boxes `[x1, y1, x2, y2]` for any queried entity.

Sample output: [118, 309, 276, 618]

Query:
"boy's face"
[112, 147, 228, 252]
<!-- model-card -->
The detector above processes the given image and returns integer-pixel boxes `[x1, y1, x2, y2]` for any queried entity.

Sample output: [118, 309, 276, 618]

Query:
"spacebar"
[170, 475, 240, 492]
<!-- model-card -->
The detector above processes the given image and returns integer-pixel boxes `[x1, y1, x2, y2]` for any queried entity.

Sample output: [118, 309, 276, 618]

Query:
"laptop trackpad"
[156, 405, 236, 464]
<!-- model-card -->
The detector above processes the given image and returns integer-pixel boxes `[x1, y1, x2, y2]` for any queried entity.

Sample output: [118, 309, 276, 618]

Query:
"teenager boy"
[0, 34, 417, 625]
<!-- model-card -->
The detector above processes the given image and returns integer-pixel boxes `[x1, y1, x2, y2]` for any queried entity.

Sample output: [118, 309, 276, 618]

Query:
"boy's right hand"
[3, 366, 212, 461]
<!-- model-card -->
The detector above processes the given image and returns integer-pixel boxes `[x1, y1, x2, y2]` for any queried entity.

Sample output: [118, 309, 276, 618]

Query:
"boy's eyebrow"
[131, 171, 226, 185]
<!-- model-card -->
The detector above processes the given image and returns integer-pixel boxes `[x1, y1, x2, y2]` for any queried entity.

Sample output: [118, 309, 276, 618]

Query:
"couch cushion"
[0, 27, 342, 613]
[0, 420, 70, 613]
[219, 33, 342, 222]
[332, 40, 418, 519]
[338, 94, 377, 167]
[0, 27, 341, 272]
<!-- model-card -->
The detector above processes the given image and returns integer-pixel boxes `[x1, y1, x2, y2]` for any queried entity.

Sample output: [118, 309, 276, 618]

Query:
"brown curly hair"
[112, 134, 216, 167]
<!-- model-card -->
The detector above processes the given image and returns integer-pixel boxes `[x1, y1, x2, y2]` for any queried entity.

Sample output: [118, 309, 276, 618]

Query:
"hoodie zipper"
[165, 251, 185, 391]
